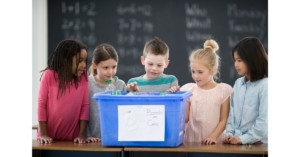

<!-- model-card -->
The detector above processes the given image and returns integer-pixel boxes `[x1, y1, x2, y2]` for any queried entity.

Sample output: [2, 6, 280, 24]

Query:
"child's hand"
[228, 136, 241, 145]
[222, 135, 241, 144]
[74, 136, 88, 144]
[222, 135, 233, 144]
[87, 137, 101, 143]
[38, 135, 53, 144]
[167, 86, 180, 92]
[202, 137, 216, 145]
[126, 82, 139, 91]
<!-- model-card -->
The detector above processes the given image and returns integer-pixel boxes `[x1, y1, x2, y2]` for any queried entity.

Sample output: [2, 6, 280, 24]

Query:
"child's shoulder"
[114, 76, 126, 85]
[43, 69, 55, 75]
[88, 75, 96, 85]
[41, 69, 56, 79]
[159, 74, 178, 84]
[218, 82, 233, 90]
[162, 74, 178, 80]
[259, 77, 268, 84]
[255, 77, 268, 89]
[127, 75, 143, 84]
[217, 83, 233, 94]
[180, 83, 196, 91]
[234, 77, 246, 85]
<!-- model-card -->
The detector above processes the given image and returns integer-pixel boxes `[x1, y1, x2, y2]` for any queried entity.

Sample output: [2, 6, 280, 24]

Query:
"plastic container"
[105, 79, 115, 91]
[93, 91, 192, 147]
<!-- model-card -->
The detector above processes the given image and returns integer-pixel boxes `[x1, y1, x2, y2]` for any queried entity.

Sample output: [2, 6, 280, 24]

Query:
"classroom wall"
[32, 0, 47, 139]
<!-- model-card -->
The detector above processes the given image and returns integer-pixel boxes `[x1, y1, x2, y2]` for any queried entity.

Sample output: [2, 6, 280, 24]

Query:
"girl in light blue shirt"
[223, 37, 268, 144]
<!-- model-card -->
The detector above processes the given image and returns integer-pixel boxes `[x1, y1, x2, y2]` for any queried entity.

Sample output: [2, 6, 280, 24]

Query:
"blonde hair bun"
[204, 39, 219, 53]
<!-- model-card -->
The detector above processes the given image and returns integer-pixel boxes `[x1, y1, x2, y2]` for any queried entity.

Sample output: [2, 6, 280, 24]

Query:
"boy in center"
[127, 37, 178, 92]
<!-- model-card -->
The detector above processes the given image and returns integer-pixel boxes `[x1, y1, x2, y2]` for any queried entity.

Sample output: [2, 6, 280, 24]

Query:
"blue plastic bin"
[93, 91, 192, 147]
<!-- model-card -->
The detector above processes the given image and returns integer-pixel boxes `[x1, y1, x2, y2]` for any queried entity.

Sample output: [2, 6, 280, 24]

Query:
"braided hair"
[41, 39, 87, 98]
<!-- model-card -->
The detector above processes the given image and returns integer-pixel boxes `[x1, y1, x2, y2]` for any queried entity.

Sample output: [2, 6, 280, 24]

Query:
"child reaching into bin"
[223, 37, 268, 145]
[180, 39, 232, 144]
[87, 43, 126, 142]
[37, 39, 89, 144]
[127, 37, 179, 92]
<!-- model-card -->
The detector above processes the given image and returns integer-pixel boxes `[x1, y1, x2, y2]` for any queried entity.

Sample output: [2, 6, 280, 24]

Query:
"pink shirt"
[181, 83, 232, 143]
[37, 69, 89, 140]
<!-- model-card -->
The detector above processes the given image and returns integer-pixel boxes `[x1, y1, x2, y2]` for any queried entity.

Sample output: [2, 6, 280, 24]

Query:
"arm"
[203, 97, 230, 144]
[180, 83, 192, 123]
[37, 71, 53, 144]
[74, 120, 88, 143]
[222, 97, 235, 143]
[170, 76, 179, 87]
[223, 85, 236, 139]
[38, 121, 53, 144]
[185, 99, 191, 123]
[74, 82, 89, 143]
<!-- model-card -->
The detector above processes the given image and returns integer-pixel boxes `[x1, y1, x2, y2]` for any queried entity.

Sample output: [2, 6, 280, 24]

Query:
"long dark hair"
[232, 37, 268, 82]
[41, 39, 87, 98]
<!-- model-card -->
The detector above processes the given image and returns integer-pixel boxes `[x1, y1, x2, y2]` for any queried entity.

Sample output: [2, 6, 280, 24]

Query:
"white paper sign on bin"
[118, 105, 165, 141]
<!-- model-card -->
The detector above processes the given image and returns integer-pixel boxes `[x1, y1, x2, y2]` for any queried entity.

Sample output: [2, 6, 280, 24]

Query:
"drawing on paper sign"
[118, 105, 165, 141]
[123, 108, 143, 131]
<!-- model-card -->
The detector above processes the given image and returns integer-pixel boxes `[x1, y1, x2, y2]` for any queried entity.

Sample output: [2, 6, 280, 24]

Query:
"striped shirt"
[127, 74, 178, 92]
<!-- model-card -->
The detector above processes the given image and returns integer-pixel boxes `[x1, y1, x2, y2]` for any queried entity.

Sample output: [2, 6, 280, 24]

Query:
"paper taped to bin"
[118, 105, 165, 141]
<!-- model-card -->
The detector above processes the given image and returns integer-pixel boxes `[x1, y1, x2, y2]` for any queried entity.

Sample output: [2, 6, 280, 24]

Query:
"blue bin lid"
[93, 91, 192, 101]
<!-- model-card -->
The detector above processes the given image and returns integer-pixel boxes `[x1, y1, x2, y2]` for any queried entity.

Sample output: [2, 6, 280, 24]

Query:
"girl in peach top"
[181, 39, 232, 144]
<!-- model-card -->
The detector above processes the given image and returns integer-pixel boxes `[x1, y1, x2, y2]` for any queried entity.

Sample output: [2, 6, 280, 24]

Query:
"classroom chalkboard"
[48, 0, 268, 86]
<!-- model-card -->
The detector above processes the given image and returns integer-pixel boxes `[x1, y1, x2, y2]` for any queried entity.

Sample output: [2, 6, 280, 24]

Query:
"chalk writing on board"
[116, 3, 154, 77]
[48, 0, 268, 86]
[117, 3, 152, 16]
[61, 1, 96, 16]
[60, 1, 97, 46]
[118, 47, 140, 58]
[117, 63, 144, 76]
[185, 3, 213, 54]
[227, 3, 267, 47]
[226, 3, 267, 81]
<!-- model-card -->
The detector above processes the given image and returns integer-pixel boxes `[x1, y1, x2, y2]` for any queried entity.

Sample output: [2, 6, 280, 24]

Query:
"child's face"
[233, 51, 248, 77]
[141, 53, 169, 80]
[72, 49, 87, 77]
[190, 60, 215, 88]
[93, 59, 117, 83]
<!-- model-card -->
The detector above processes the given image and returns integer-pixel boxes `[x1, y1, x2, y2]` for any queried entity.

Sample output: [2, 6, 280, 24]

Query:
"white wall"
[32, 0, 47, 139]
